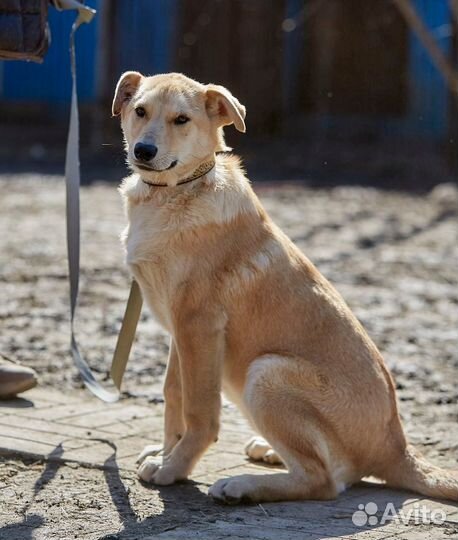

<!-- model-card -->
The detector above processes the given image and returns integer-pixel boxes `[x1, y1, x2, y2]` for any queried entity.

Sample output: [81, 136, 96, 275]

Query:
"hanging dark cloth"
[0, 0, 49, 62]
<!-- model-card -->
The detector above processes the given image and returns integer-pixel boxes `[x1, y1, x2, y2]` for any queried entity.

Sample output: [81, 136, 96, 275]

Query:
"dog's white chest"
[132, 261, 174, 331]
[123, 202, 167, 263]
[123, 203, 189, 332]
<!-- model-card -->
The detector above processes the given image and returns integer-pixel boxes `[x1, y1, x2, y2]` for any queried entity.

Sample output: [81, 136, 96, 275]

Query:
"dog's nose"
[134, 142, 158, 162]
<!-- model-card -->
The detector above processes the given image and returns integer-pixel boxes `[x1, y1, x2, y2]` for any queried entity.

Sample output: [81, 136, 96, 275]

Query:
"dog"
[113, 71, 458, 504]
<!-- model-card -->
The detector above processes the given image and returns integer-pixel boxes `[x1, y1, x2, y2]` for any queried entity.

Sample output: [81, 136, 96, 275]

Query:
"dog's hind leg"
[244, 436, 283, 465]
[210, 355, 353, 503]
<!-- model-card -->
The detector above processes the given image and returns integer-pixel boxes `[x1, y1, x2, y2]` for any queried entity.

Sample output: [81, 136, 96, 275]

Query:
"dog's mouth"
[134, 160, 178, 172]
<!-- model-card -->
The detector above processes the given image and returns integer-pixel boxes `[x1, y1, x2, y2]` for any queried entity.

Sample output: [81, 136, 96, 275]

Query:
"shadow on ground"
[97, 450, 417, 539]
[0, 397, 35, 409]
[1, 404, 456, 538]
[0, 444, 64, 540]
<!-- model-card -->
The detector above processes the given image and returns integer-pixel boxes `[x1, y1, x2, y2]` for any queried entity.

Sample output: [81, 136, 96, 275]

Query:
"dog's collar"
[141, 158, 216, 188]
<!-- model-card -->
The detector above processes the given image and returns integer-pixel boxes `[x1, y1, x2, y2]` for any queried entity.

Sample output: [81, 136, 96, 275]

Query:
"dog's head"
[112, 72, 246, 185]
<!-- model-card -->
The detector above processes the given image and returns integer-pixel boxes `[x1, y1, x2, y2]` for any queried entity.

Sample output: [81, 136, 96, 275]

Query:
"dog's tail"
[382, 444, 458, 501]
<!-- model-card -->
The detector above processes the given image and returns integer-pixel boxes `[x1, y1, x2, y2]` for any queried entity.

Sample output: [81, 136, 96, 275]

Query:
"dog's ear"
[112, 71, 143, 116]
[205, 84, 246, 133]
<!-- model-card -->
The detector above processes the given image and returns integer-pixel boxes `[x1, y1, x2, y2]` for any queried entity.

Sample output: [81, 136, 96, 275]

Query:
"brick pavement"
[1, 387, 457, 539]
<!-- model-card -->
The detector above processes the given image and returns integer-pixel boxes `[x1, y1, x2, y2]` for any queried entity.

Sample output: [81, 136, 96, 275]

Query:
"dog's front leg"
[138, 311, 225, 485]
[137, 339, 184, 465]
[163, 339, 185, 454]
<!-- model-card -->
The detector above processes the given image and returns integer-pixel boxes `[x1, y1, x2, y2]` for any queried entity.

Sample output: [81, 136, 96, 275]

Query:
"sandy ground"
[1, 174, 458, 538]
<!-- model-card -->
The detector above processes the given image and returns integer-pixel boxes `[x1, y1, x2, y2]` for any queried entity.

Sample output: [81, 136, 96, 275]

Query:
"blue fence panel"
[406, 0, 452, 138]
[0, 0, 177, 103]
[0, 0, 100, 103]
[114, 0, 177, 78]
[0, 0, 452, 140]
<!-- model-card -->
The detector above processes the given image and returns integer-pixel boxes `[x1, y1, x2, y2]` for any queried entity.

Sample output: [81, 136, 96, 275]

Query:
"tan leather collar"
[142, 158, 216, 188]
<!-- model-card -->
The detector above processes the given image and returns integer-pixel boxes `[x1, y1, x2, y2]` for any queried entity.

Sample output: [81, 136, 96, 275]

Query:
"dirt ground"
[1, 173, 458, 539]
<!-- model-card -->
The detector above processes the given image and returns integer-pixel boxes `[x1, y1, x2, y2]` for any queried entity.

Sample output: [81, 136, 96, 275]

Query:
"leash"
[63, 1, 142, 402]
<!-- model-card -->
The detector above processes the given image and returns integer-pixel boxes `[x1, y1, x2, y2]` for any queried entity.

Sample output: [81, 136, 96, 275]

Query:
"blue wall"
[114, 0, 177, 77]
[0, 0, 177, 104]
[281, 0, 454, 139]
[0, 0, 100, 103]
[406, 0, 452, 138]
[0, 0, 454, 139]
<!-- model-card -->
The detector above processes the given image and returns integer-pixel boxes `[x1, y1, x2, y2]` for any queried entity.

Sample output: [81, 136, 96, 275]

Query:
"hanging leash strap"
[110, 280, 143, 390]
[62, 0, 142, 402]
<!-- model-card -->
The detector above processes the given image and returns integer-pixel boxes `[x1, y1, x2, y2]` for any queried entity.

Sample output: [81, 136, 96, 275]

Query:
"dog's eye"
[135, 107, 146, 118]
[174, 115, 190, 125]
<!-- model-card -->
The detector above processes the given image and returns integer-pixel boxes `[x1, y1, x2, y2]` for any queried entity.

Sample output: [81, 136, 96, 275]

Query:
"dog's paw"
[245, 436, 282, 465]
[151, 465, 183, 486]
[209, 476, 253, 504]
[136, 444, 163, 465]
[137, 456, 161, 482]
[137, 456, 185, 485]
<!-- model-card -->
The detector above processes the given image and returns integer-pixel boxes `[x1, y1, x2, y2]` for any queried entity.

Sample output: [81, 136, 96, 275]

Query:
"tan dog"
[113, 72, 458, 504]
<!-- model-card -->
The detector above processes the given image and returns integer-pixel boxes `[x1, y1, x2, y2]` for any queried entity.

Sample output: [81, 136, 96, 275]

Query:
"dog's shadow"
[100, 447, 225, 539]
[0, 441, 436, 539]
[99, 451, 423, 539]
